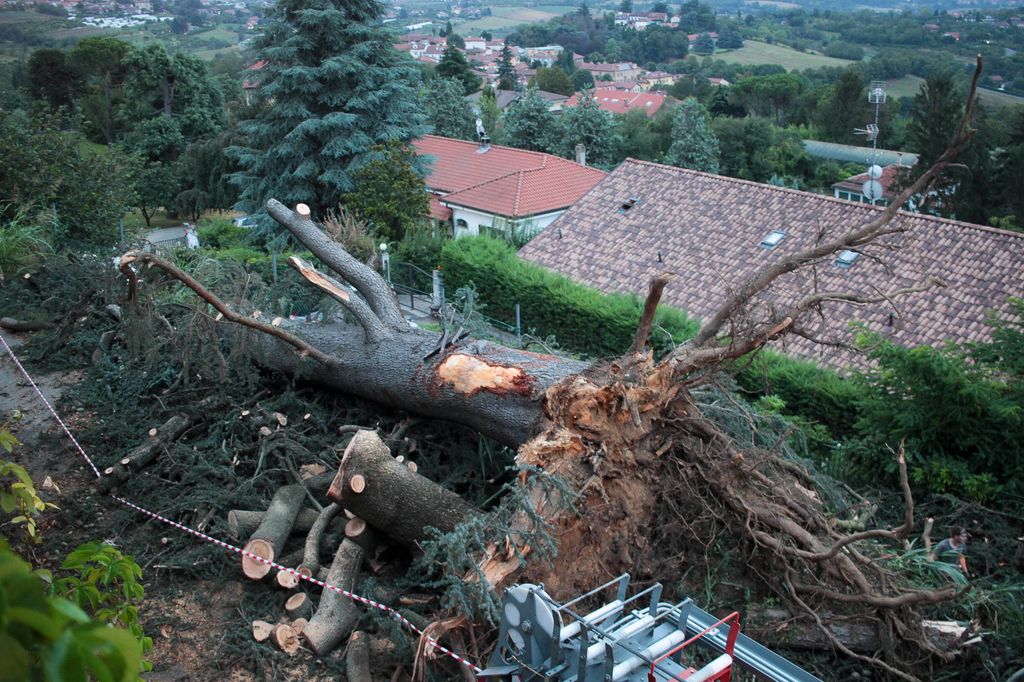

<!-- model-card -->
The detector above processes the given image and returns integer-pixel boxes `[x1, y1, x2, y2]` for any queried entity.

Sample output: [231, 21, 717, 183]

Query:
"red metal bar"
[647, 612, 740, 682]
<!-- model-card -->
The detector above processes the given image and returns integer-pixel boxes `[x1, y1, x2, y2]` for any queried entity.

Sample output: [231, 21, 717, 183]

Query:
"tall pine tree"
[666, 97, 720, 173]
[229, 0, 427, 223]
[497, 44, 516, 91]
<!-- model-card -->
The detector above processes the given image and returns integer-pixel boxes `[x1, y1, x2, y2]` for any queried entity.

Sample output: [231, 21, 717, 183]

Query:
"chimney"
[575, 143, 587, 166]
[477, 133, 491, 154]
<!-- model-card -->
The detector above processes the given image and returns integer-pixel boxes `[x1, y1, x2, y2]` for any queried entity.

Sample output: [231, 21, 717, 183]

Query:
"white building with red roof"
[412, 135, 607, 239]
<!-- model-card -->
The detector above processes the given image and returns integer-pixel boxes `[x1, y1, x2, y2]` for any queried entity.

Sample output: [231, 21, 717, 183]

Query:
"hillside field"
[885, 74, 1024, 108]
[454, 4, 576, 34]
[714, 40, 856, 71]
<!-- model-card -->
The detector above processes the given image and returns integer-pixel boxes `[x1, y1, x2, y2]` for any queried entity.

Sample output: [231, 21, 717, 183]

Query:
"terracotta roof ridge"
[420, 134, 548, 164]
[513, 170, 525, 216]
[621, 158, 1024, 237]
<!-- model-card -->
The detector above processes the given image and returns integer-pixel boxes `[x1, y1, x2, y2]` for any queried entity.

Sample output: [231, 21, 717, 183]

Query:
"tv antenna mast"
[854, 81, 887, 202]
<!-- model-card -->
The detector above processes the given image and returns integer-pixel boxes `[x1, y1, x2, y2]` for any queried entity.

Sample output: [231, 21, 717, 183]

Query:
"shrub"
[0, 206, 52, 282]
[440, 237, 698, 358]
[196, 217, 249, 249]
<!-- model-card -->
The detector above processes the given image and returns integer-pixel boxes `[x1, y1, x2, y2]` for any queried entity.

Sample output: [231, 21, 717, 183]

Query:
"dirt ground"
[1, 331, 358, 681]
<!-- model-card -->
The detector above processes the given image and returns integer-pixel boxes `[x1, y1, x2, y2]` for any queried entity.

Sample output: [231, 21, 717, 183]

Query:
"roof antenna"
[476, 118, 490, 153]
[854, 81, 887, 203]
[657, 250, 663, 263]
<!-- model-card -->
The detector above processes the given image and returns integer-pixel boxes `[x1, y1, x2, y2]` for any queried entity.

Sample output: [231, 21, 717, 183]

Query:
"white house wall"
[449, 205, 563, 239]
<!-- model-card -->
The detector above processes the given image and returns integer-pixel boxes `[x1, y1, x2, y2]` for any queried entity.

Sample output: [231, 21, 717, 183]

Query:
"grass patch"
[0, 11, 52, 24]
[714, 40, 854, 71]
[885, 74, 1024, 108]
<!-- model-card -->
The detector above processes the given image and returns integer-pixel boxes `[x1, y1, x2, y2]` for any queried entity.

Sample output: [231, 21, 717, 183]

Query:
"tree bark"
[97, 414, 192, 493]
[227, 507, 323, 540]
[285, 592, 313, 621]
[304, 538, 365, 656]
[327, 430, 480, 548]
[346, 631, 372, 681]
[242, 484, 307, 580]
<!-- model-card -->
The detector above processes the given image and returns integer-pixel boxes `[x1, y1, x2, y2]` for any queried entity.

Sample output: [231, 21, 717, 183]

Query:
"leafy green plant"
[1, 426, 57, 544]
[0, 205, 52, 282]
[52, 541, 153, 671]
[0, 540, 144, 682]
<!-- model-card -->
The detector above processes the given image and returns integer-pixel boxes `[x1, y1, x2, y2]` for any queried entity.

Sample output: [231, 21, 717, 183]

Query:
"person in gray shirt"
[930, 525, 969, 575]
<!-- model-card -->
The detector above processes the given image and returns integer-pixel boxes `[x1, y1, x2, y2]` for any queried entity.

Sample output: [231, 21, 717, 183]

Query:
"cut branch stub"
[242, 485, 307, 580]
[227, 507, 323, 540]
[96, 413, 192, 494]
[327, 430, 480, 548]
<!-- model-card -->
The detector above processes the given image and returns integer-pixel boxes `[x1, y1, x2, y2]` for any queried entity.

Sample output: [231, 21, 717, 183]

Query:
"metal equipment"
[478, 574, 823, 682]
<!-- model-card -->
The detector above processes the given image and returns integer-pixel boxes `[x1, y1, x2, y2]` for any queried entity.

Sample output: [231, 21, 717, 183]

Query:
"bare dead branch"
[119, 251, 337, 368]
[631, 272, 674, 354]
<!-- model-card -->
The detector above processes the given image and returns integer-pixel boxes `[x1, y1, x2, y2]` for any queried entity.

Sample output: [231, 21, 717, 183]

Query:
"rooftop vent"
[835, 249, 861, 268]
[760, 230, 786, 249]
[619, 197, 639, 213]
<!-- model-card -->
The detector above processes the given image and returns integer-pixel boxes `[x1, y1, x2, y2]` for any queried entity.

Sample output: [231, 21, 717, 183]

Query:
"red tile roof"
[832, 164, 903, 197]
[412, 135, 607, 218]
[565, 89, 666, 116]
[519, 159, 1024, 369]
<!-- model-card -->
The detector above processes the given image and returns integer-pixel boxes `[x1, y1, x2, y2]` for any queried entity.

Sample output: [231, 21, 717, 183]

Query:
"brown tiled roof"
[413, 135, 607, 218]
[519, 159, 1024, 369]
[832, 164, 902, 198]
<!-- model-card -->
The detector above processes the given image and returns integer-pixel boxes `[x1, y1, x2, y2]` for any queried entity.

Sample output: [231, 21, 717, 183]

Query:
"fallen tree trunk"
[327, 430, 480, 548]
[0, 317, 55, 332]
[346, 631, 372, 681]
[227, 507, 324, 540]
[304, 538, 365, 656]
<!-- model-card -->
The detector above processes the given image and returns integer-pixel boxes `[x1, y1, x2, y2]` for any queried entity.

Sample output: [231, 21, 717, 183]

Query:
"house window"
[760, 230, 786, 249]
[835, 249, 861, 268]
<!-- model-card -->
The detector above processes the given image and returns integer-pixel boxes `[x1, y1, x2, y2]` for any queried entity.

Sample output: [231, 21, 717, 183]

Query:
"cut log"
[271, 623, 301, 656]
[304, 539, 365, 656]
[96, 414, 192, 493]
[252, 620, 274, 642]
[242, 485, 307, 580]
[285, 592, 313, 621]
[227, 507, 323, 540]
[346, 631, 371, 681]
[344, 516, 376, 554]
[298, 502, 341, 578]
[0, 317, 55, 332]
[327, 430, 480, 548]
[291, 618, 308, 635]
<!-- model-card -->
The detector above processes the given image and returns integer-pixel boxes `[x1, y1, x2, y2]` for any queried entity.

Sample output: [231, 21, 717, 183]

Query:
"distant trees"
[424, 77, 476, 140]
[436, 44, 481, 94]
[557, 91, 617, 168]
[497, 44, 516, 91]
[666, 97, 719, 173]
[119, 45, 224, 163]
[341, 143, 428, 242]
[230, 0, 427, 223]
[813, 69, 867, 144]
[691, 33, 715, 55]
[501, 87, 557, 152]
[27, 49, 78, 109]
[530, 66, 574, 96]
[66, 37, 131, 144]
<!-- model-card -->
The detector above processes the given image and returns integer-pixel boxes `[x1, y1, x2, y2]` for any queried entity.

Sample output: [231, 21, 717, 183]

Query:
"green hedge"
[735, 350, 863, 438]
[440, 237, 698, 358]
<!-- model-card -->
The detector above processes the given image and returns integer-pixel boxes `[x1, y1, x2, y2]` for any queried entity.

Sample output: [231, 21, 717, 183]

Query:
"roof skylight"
[760, 230, 786, 249]
[835, 249, 861, 268]
[619, 197, 639, 213]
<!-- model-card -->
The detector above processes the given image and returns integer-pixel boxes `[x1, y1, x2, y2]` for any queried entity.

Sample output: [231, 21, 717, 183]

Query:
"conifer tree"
[424, 77, 476, 140]
[497, 44, 516, 91]
[558, 91, 618, 168]
[666, 97, 720, 174]
[229, 0, 427, 222]
[500, 87, 556, 152]
[436, 45, 481, 95]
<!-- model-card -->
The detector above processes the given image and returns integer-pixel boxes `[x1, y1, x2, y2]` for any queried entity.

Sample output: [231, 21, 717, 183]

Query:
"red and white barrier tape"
[0, 331, 482, 674]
